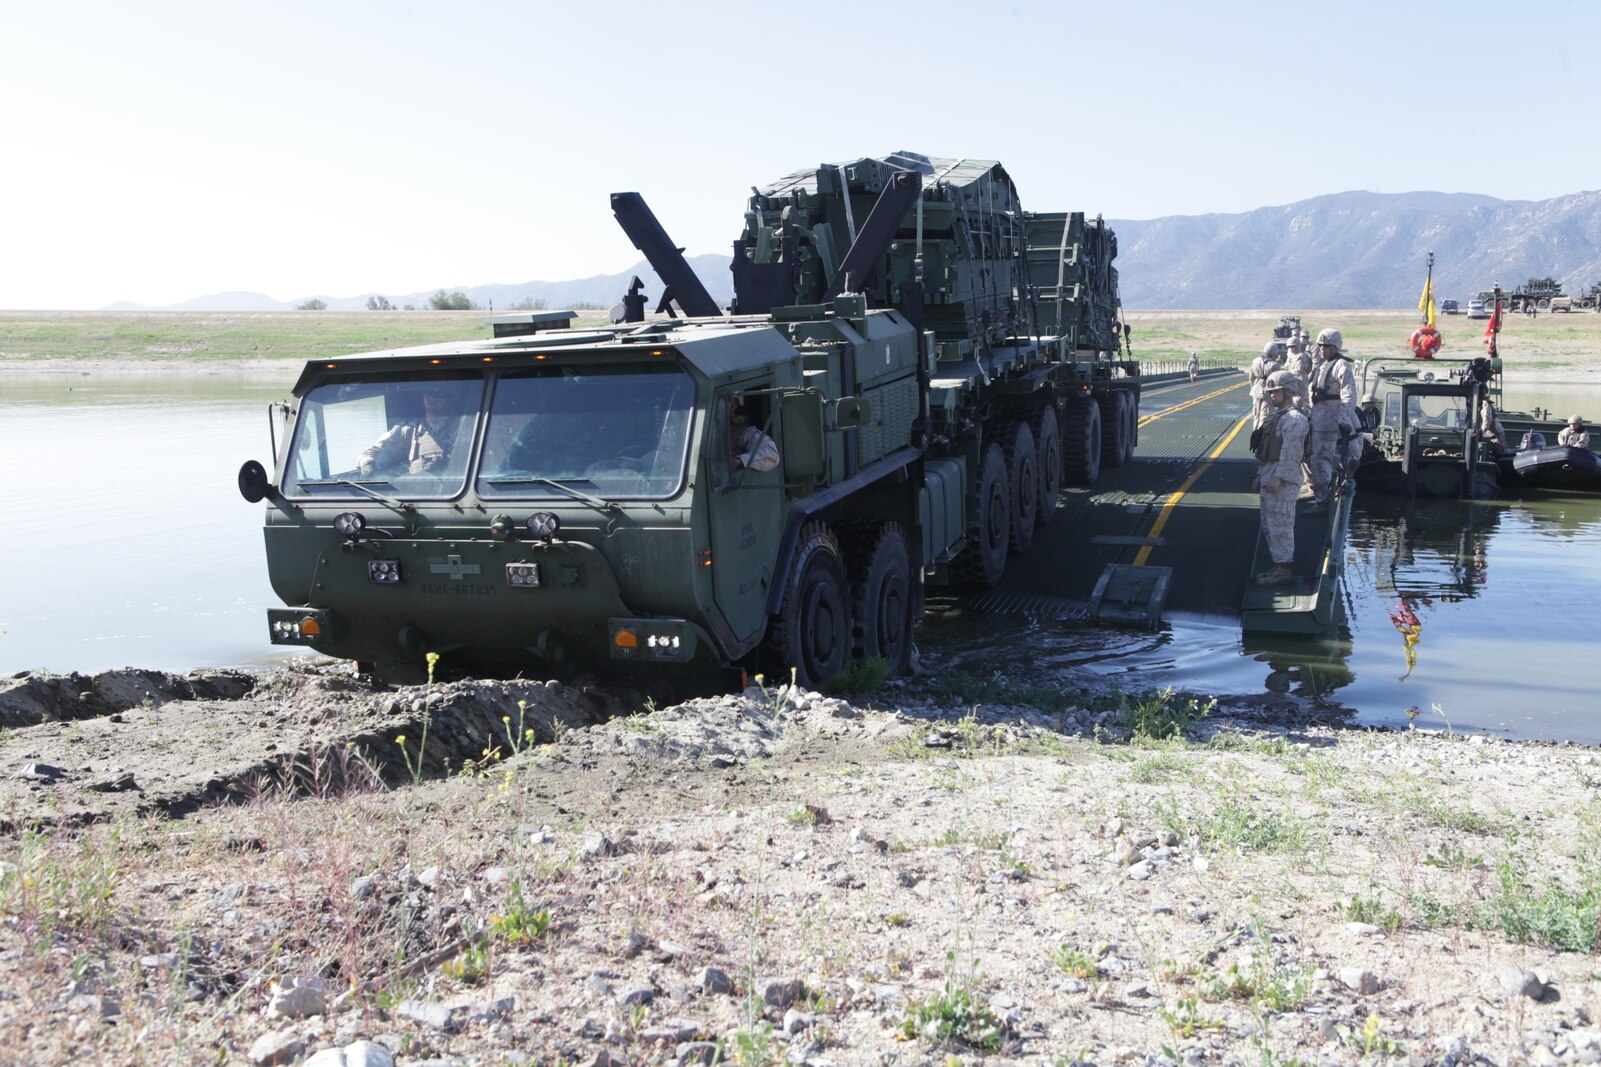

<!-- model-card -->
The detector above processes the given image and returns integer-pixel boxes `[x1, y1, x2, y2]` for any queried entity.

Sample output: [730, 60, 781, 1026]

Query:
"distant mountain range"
[106, 190, 1601, 312]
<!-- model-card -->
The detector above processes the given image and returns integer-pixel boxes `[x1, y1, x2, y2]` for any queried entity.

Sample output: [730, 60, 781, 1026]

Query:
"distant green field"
[0, 310, 612, 364]
[3, 307, 1598, 378]
[1124, 307, 1601, 376]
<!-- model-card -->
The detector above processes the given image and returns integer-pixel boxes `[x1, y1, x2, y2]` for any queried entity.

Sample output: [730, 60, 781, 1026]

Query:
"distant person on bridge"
[1248, 341, 1287, 429]
[1559, 415, 1590, 449]
[1285, 336, 1314, 411]
[1252, 370, 1309, 588]
[1305, 329, 1357, 516]
[1187, 351, 1200, 383]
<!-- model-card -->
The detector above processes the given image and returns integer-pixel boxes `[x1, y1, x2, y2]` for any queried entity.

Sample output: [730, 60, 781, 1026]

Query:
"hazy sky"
[5, 0, 1597, 309]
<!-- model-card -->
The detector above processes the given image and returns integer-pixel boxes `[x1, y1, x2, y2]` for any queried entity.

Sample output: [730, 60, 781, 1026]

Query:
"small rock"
[66, 993, 120, 1019]
[677, 1042, 722, 1065]
[697, 966, 734, 996]
[87, 771, 139, 792]
[657, 939, 694, 960]
[247, 1030, 306, 1066]
[757, 977, 804, 1009]
[782, 1008, 816, 1034]
[584, 975, 614, 997]
[140, 952, 180, 969]
[302, 1042, 395, 1067]
[1345, 922, 1382, 936]
[639, 1019, 701, 1043]
[616, 986, 655, 1007]
[1338, 968, 1381, 995]
[1126, 860, 1151, 881]
[394, 998, 457, 1031]
[17, 762, 66, 783]
[351, 875, 378, 899]
[481, 866, 509, 885]
[1499, 966, 1546, 1000]
[415, 866, 441, 889]
[268, 977, 328, 1018]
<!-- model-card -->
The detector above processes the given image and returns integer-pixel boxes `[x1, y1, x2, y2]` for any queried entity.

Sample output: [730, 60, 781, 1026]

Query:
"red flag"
[1486, 299, 1503, 337]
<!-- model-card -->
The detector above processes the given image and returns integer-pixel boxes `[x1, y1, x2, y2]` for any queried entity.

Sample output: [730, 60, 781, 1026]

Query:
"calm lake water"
[5, 371, 1601, 742]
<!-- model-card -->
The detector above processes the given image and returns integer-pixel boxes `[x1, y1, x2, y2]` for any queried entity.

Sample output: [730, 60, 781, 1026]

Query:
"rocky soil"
[2, 661, 1599, 1066]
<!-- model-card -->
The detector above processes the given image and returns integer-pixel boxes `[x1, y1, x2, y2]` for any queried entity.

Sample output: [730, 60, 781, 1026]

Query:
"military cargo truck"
[239, 153, 1139, 686]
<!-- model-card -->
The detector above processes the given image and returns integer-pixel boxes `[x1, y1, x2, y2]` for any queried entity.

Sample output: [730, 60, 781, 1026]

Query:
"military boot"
[1256, 564, 1293, 587]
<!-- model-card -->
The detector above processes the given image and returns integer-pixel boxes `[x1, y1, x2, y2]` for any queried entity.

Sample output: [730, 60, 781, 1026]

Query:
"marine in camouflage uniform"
[1252, 370, 1309, 586]
[1284, 337, 1314, 412]
[1247, 340, 1287, 429]
[359, 388, 471, 476]
[1306, 328, 1356, 513]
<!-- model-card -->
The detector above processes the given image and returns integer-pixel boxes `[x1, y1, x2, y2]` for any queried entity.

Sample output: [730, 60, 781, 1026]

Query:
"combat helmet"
[1315, 328, 1344, 354]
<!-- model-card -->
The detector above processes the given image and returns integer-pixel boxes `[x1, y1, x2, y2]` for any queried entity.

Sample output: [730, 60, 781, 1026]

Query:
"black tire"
[1062, 398, 1102, 485]
[1033, 403, 1061, 528]
[849, 522, 912, 675]
[1004, 419, 1037, 555]
[1099, 391, 1129, 468]
[767, 520, 850, 689]
[951, 442, 1009, 588]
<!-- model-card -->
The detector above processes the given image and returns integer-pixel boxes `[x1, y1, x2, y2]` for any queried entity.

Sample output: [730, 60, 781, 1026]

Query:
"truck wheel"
[1538, 297, 1551, 310]
[1004, 420, 1037, 555]
[768, 521, 850, 689]
[849, 522, 912, 675]
[1099, 391, 1129, 468]
[1033, 404, 1061, 527]
[1062, 397, 1102, 485]
[952, 443, 1009, 588]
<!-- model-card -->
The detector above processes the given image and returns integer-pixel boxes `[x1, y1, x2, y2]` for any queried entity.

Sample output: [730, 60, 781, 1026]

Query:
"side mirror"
[833, 396, 872, 430]
[779, 393, 826, 480]
[238, 459, 276, 503]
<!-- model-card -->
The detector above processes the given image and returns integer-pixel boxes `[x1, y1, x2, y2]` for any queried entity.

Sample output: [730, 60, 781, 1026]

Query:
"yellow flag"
[1418, 276, 1437, 327]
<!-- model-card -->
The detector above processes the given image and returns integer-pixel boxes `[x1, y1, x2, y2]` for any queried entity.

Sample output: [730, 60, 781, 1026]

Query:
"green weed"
[441, 935, 490, 985]
[1050, 944, 1098, 979]
[1158, 995, 1224, 1038]
[1120, 686, 1214, 740]
[489, 882, 553, 945]
[900, 953, 1006, 1052]
[926, 669, 1078, 714]
[821, 656, 890, 695]
[1475, 855, 1601, 953]
[1340, 891, 1404, 932]
[1161, 794, 1309, 854]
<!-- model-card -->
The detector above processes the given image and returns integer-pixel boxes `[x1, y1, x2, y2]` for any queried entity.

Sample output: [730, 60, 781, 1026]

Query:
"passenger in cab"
[358, 383, 472, 477]
[730, 399, 780, 473]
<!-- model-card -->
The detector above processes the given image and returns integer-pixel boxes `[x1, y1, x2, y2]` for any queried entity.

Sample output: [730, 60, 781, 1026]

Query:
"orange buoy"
[1409, 325, 1442, 359]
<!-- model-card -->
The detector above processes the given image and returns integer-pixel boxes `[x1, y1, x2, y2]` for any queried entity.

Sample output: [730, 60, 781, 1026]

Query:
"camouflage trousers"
[1308, 427, 1343, 502]
[1252, 394, 1272, 429]
[1259, 481, 1299, 566]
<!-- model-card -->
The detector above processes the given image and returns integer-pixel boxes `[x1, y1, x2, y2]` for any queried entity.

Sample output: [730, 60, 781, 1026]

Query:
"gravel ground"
[3, 663, 1599, 1066]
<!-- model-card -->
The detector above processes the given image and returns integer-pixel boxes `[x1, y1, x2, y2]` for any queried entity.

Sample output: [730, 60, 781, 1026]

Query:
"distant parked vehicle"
[1441, 299, 1460, 315]
[1466, 299, 1489, 319]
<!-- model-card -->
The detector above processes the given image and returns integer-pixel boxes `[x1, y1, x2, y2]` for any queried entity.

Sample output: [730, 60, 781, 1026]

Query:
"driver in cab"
[359, 383, 471, 476]
[730, 398, 779, 473]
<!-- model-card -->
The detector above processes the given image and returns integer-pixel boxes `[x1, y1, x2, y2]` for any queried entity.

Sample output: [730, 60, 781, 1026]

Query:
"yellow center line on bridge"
[1132, 411, 1254, 567]
[1137, 379, 1247, 428]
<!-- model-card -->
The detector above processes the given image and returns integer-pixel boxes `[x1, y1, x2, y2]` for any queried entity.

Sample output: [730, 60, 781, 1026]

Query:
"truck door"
[707, 388, 786, 645]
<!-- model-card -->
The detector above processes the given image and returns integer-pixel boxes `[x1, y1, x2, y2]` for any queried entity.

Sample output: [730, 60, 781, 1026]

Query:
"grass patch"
[1475, 855, 1601, 953]
[821, 657, 891, 695]
[1162, 794, 1310, 855]
[1119, 687, 1214, 741]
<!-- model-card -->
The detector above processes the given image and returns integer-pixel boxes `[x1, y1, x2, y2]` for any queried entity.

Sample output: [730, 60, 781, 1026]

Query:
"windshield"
[284, 375, 483, 499]
[477, 364, 696, 500]
[1402, 391, 1470, 430]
